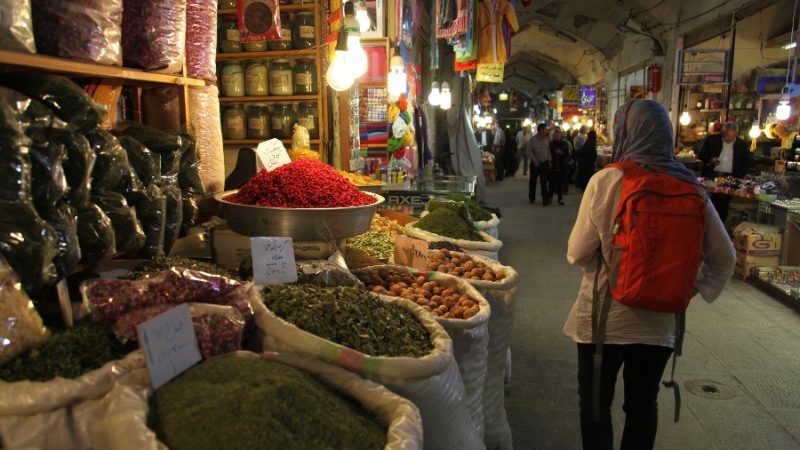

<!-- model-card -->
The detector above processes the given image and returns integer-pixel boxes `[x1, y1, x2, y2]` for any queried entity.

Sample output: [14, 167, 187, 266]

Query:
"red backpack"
[605, 161, 707, 312]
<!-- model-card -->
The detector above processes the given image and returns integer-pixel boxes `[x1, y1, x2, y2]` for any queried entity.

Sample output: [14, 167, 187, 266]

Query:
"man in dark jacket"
[699, 122, 751, 221]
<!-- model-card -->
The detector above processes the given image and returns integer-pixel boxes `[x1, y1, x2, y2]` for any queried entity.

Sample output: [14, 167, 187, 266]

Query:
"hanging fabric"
[436, 0, 469, 39]
[477, 0, 518, 65]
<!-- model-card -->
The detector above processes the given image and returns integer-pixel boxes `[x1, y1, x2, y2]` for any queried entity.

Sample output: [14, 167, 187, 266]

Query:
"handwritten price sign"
[394, 235, 429, 271]
[255, 138, 292, 172]
[251, 237, 298, 285]
[137, 303, 202, 389]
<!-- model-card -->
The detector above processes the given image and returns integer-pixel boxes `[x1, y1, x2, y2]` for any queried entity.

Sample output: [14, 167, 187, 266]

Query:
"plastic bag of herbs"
[352, 265, 491, 439]
[404, 203, 503, 261]
[254, 284, 484, 450]
[425, 249, 520, 449]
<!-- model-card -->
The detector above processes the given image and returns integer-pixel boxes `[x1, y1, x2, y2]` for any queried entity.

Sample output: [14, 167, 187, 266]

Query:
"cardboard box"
[211, 224, 335, 270]
[734, 251, 779, 280]
[734, 234, 782, 256]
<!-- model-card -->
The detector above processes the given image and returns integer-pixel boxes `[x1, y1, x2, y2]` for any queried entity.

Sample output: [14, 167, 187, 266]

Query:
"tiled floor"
[486, 176, 800, 450]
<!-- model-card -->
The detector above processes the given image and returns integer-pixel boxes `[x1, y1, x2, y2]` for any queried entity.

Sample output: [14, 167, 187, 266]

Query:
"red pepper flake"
[225, 160, 377, 208]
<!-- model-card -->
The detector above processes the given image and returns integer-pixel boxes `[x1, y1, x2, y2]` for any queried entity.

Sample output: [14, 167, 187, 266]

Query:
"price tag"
[254, 138, 292, 172]
[394, 235, 429, 271]
[251, 237, 298, 285]
[137, 304, 202, 389]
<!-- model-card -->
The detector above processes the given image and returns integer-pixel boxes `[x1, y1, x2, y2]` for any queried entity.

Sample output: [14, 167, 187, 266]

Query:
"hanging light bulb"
[473, 104, 481, 115]
[748, 124, 761, 139]
[776, 93, 791, 120]
[561, 122, 571, 132]
[522, 118, 532, 127]
[499, 91, 509, 101]
[572, 122, 581, 131]
[679, 110, 691, 126]
[586, 119, 594, 128]
[355, 0, 371, 33]
[428, 82, 441, 106]
[343, 2, 367, 77]
[326, 30, 354, 91]
[572, 115, 579, 124]
[387, 52, 406, 98]
[439, 81, 452, 110]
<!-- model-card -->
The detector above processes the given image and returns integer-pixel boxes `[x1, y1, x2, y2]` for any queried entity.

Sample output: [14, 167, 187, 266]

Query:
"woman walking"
[575, 129, 597, 191]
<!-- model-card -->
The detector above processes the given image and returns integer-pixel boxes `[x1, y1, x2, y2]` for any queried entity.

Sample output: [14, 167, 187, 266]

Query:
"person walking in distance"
[575, 130, 598, 191]
[550, 128, 570, 205]
[527, 123, 552, 205]
[564, 100, 735, 450]
[493, 125, 506, 181]
[516, 125, 532, 175]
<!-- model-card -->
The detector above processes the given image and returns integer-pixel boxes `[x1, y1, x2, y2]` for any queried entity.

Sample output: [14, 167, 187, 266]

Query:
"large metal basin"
[214, 190, 384, 240]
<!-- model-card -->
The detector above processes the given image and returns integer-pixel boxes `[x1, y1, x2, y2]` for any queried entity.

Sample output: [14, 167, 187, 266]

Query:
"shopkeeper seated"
[699, 122, 751, 222]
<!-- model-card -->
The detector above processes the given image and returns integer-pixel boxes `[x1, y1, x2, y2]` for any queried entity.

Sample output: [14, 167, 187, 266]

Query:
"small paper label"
[270, 73, 290, 89]
[226, 29, 241, 42]
[245, 74, 264, 92]
[254, 138, 291, 171]
[227, 116, 244, 129]
[394, 235, 429, 271]
[280, 29, 291, 41]
[248, 117, 266, 130]
[299, 25, 315, 39]
[295, 72, 312, 86]
[137, 303, 202, 389]
[251, 237, 298, 285]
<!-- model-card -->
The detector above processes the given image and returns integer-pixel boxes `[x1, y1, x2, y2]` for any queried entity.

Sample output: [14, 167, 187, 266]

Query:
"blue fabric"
[612, 100, 700, 186]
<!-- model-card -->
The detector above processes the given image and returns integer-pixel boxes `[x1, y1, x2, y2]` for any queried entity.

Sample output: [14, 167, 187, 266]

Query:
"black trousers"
[529, 161, 550, 204]
[710, 193, 731, 223]
[550, 169, 564, 201]
[495, 149, 505, 181]
[577, 343, 673, 450]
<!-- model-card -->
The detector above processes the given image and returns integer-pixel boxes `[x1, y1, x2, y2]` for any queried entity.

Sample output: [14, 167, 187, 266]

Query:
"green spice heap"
[445, 193, 493, 222]
[125, 256, 241, 280]
[149, 358, 388, 450]
[348, 231, 394, 260]
[0, 320, 134, 382]
[262, 285, 433, 357]
[413, 206, 484, 241]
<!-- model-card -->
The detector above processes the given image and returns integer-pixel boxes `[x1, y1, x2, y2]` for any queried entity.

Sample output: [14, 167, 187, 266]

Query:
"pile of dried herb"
[413, 207, 484, 241]
[125, 256, 240, 281]
[445, 193, 493, 222]
[262, 285, 433, 357]
[0, 320, 134, 382]
[348, 231, 394, 260]
[149, 357, 387, 450]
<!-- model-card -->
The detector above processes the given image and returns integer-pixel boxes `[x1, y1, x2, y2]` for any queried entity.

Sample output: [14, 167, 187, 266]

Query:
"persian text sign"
[394, 235, 429, 271]
[251, 237, 298, 285]
[476, 63, 505, 83]
[563, 85, 579, 105]
[138, 304, 202, 389]
[579, 86, 597, 108]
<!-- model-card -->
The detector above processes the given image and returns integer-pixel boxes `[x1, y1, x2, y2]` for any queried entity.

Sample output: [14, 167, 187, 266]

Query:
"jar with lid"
[243, 39, 268, 52]
[297, 102, 319, 139]
[271, 103, 296, 139]
[269, 59, 293, 96]
[220, 61, 245, 97]
[292, 12, 315, 49]
[218, 16, 242, 53]
[293, 60, 317, 95]
[269, 13, 292, 50]
[247, 104, 271, 140]
[222, 104, 247, 139]
[245, 59, 268, 96]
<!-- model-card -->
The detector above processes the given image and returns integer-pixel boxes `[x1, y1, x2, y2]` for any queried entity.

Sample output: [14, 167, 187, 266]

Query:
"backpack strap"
[590, 249, 613, 423]
[662, 312, 686, 422]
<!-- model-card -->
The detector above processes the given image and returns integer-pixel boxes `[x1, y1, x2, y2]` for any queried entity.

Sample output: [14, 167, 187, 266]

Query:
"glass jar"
[245, 59, 268, 96]
[247, 104, 271, 140]
[293, 60, 317, 95]
[243, 39, 268, 52]
[218, 16, 242, 53]
[269, 13, 292, 50]
[297, 101, 319, 139]
[218, 0, 236, 8]
[269, 59, 293, 96]
[292, 12, 315, 49]
[220, 61, 245, 97]
[222, 104, 247, 139]
[271, 103, 296, 139]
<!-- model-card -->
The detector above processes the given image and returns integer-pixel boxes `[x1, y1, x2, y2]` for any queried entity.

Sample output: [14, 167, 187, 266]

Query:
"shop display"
[297, 101, 319, 138]
[0, 320, 133, 382]
[92, 191, 146, 255]
[293, 61, 318, 95]
[426, 249, 505, 282]
[270, 102, 295, 138]
[269, 13, 293, 50]
[225, 159, 377, 208]
[148, 357, 388, 450]
[118, 123, 186, 176]
[292, 12, 315, 49]
[245, 59, 268, 96]
[126, 256, 241, 280]
[0, 257, 47, 366]
[414, 206, 483, 241]
[262, 284, 433, 357]
[30, 0, 123, 66]
[86, 129, 142, 198]
[220, 61, 245, 97]
[0, 0, 35, 53]
[119, 135, 160, 185]
[186, 0, 218, 81]
[76, 203, 117, 264]
[188, 85, 226, 194]
[217, 15, 242, 52]
[269, 60, 294, 96]
[222, 103, 247, 139]
[247, 104, 271, 139]
[122, 0, 186, 73]
[370, 214, 403, 238]
[348, 231, 394, 260]
[41, 202, 82, 276]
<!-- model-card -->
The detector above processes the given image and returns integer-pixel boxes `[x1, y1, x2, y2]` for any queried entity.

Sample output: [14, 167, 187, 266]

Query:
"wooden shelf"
[0, 50, 205, 86]
[216, 49, 317, 60]
[219, 95, 318, 102]
[224, 139, 321, 145]
[699, 109, 726, 113]
[218, 3, 314, 14]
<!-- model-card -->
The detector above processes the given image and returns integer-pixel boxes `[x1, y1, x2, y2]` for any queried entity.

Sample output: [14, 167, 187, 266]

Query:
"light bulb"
[439, 81, 452, 110]
[326, 49, 354, 91]
[679, 110, 691, 126]
[355, 0, 370, 32]
[485, 115, 493, 124]
[572, 123, 581, 131]
[387, 55, 406, 97]
[748, 124, 761, 139]
[777, 95, 791, 120]
[428, 82, 441, 106]
[587, 119, 594, 128]
[473, 104, 481, 114]
[522, 118, 532, 127]
[499, 92, 509, 101]
[561, 122, 571, 132]
[346, 32, 368, 77]
[572, 115, 579, 124]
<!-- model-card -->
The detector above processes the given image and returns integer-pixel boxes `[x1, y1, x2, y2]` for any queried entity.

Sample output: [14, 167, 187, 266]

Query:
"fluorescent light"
[783, 42, 797, 50]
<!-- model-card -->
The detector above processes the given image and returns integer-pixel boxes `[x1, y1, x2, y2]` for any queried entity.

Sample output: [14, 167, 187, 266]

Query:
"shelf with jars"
[217, 2, 326, 153]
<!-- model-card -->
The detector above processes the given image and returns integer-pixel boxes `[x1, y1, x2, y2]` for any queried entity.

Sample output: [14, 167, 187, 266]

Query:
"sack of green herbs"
[438, 194, 501, 238]
[404, 218, 503, 261]
[254, 284, 485, 450]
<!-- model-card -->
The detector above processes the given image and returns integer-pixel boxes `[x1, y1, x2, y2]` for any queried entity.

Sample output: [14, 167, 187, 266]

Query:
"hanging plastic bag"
[40, 202, 82, 278]
[0, 202, 59, 298]
[28, 133, 68, 212]
[161, 175, 183, 256]
[86, 129, 143, 200]
[0, 255, 48, 366]
[118, 135, 160, 186]
[133, 183, 166, 259]
[117, 122, 185, 176]
[30, 0, 123, 66]
[188, 85, 225, 194]
[0, 0, 35, 53]
[92, 192, 145, 256]
[186, 0, 218, 81]
[178, 134, 205, 231]
[53, 129, 95, 207]
[122, 0, 186, 74]
[0, 92, 33, 205]
[76, 203, 117, 264]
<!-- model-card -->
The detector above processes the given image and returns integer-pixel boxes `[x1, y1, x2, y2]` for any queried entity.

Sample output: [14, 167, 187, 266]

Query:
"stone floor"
[486, 175, 800, 450]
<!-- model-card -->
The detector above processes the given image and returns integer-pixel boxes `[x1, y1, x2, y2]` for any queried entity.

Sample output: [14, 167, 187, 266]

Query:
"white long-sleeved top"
[563, 168, 736, 348]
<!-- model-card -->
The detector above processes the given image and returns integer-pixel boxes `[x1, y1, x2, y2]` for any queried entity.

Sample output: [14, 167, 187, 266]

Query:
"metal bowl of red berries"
[214, 190, 384, 239]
